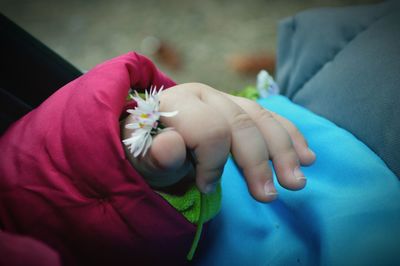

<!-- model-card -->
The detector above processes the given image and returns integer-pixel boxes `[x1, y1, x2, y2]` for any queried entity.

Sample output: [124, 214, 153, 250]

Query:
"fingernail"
[308, 148, 316, 157]
[264, 180, 278, 197]
[294, 166, 307, 182]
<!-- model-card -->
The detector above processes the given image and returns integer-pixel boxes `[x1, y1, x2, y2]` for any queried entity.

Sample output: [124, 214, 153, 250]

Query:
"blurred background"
[1, 0, 379, 93]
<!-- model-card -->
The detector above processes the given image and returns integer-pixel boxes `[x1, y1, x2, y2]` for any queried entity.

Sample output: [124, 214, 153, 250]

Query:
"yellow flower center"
[140, 113, 149, 119]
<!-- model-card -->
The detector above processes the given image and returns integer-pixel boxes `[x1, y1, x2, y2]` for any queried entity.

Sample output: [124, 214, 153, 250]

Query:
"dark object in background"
[227, 52, 275, 76]
[141, 36, 182, 71]
[0, 13, 82, 134]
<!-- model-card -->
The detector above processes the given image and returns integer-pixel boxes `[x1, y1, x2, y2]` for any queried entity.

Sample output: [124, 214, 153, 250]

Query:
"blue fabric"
[194, 95, 400, 265]
[276, 1, 400, 178]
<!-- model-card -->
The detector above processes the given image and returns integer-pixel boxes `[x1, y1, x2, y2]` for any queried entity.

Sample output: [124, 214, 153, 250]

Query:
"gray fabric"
[276, 1, 400, 178]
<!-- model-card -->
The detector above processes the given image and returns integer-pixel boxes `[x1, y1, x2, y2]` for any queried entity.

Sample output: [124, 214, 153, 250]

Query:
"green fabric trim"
[157, 183, 222, 224]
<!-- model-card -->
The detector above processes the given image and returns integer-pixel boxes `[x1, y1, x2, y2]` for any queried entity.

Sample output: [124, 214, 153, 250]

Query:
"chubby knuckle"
[254, 108, 274, 123]
[231, 112, 255, 130]
[189, 82, 211, 94]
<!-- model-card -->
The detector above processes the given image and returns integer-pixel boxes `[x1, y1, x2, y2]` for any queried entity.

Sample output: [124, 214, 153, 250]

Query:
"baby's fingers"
[225, 94, 310, 190]
[123, 129, 193, 187]
[270, 112, 316, 165]
[198, 85, 277, 202]
[159, 84, 231, 194]
[225, 93, 315, 165]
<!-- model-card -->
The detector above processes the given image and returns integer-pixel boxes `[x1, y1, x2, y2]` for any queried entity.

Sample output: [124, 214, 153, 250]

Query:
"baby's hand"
[123, 83, 315, 202]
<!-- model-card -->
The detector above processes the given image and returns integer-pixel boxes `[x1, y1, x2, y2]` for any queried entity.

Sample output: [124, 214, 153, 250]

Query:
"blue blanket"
[194, 95, 400, 265]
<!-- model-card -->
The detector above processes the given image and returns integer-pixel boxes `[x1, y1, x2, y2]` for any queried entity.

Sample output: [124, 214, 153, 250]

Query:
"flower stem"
[186, 193, 207, 261]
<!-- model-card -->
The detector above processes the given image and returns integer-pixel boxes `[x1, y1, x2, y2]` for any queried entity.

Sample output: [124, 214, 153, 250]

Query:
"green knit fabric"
[157, 183, 222, 224]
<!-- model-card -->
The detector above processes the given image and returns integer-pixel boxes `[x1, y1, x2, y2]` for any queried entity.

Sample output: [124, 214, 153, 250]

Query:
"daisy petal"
[123, 86, 178, 157]
[159, 110, 179, 117]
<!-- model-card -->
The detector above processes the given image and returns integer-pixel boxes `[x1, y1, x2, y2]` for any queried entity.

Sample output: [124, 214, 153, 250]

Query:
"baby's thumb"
[125, 130, 192, 188]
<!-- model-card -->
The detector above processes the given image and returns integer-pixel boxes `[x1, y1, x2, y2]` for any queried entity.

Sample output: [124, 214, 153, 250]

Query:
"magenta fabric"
[0, 52, 196, 265]
[0, 231, 61, 266]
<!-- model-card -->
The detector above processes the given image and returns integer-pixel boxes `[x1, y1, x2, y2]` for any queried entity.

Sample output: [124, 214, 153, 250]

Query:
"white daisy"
[123, 86, 178, 157]
[256, 70, 280, 98]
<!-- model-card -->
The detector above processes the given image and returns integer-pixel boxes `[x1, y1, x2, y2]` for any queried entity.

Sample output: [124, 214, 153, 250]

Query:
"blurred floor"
[0, 0, 379, 92]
